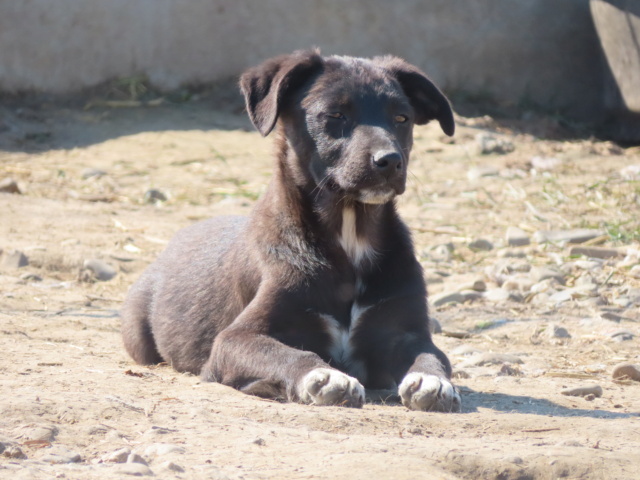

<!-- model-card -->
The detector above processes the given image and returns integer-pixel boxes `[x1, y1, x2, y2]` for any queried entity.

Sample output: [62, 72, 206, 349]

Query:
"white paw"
[399, 373, 461, 412]
[299, 368, 365, 408]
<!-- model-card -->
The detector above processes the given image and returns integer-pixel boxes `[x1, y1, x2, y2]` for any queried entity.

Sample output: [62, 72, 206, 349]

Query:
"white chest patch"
[319, 303, 370, 382]
[339, 207, 376, 267]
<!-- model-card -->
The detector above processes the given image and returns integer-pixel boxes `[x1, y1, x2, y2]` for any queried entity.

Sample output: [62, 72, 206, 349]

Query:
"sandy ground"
[1, 94, 640, 479]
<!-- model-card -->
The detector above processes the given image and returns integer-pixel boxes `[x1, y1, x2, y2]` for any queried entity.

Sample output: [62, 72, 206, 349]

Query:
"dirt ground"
[1, 91, 639, 480]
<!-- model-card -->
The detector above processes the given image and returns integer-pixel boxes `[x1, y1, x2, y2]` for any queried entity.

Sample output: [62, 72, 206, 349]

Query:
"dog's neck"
[255, 136, 395, 271]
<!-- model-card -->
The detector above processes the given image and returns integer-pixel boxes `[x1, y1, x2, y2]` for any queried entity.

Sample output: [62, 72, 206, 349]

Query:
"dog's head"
[240, 50, 454, 205]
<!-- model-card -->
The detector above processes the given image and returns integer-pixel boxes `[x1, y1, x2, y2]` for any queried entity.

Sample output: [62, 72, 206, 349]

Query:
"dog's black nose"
[372, 151, 402, 176]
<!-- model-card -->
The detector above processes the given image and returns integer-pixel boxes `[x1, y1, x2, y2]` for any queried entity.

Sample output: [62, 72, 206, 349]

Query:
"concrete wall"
[0, 0, 603, 119]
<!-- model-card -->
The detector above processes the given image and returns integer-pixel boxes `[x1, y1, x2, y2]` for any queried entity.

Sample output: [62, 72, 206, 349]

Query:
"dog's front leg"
[398, 348, 462, 413]
[200, 293, 364, 407]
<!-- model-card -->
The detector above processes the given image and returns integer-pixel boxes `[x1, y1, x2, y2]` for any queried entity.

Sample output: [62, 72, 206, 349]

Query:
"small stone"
[612, 363, 640, 381]
[533, 229, 605, 244]
[429, 243, 454, 263]
[144, 188, 168, 204]
[101, 447, 131, 463]
[17, 424, 58, 442]
[505, 226, 530, 247]
[81, 168, 107, 179]
[630, 265, 640, 279]
[620, 164, 640, 179]
[81, 259, 117, 282]
[450, 345, 482, 356]
[112, 463, 154, 476]
[560, 385, 603, 397]
[530, 156, 561, 171]
[483, 288, 511, 302]
[252, 437, 266, 446]
[584, 393, 596, 401]
[460, 352, 523, 367]
[498, 248, 527, 258]
[475, 134, 515, 155]
[144, 443, 185, 457]
[569, 246, 622, 259]
[610, 330, 634, 342]
[39, 447, 82, 464]
[497, 364, 521, 376]
[2, 250, 29, 269]
[429, 318, 442, 334]
[530, 266, 565, 284]
[505, 456, 524, 465]
[431, 291, 465, 307]
[468, 238, 493, 251]
[612, 296, 632, 309]
[600, 311, 623, 322]
[127, 453, 148, 465]
[19, 272, 42, 282]
[3, 445, 27, 459]
[546, 324, 572, 339]
[0, 178, 21, 194]
[467, 165, 500, 181]
[557, 440, 583, 447]
[159, 461, 185, 473]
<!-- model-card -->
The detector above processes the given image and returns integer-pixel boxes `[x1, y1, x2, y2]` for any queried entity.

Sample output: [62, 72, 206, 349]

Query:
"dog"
[121, 50, 461, 412]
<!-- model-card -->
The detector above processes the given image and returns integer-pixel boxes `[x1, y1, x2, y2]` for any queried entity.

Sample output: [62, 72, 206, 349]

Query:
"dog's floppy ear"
[374, 56, 455, 136]
[240, 49, 324, 136]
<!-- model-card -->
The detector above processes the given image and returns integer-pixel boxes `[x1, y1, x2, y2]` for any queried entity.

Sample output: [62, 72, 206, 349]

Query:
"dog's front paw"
[399, 373, 461, 412]
[299, 368, 365, 408]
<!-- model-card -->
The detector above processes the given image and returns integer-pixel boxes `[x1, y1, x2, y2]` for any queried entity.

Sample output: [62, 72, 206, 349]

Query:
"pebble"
[81, 168, 107, 179]
[533, 229, 605, 244]
[497, 364, 522, 376]
[101, 447, 131, 463]
[0, 178, 21, 194]
[630, 265, 640, 279]
[546, 323, 572, 339]
[475, 134, 515, 155]
[3, 445, 26, 459]
[612, 363, 640, 381]
[112, 463, 154, 476]
[530, 266, 565, 284]
[39, 447, 82, 464]
[505, 226, 531, 247]
[450, 345, 482, 356]
[143, 443, 186, 457]
[2, 250, 29, 269]
[429, 244, 454, 263]
[81, 259, 117, 281]
[468, 238, 493, 251]
[620, 164, 640, 179]
[610, 330, 634, 342]
[569, 246, 622, 259]
[127, 452, 148, 465]
[431, 291, 465, 307]
[467, 165, 500, 181]
[429, 317, 442, 334]
[560, 385, 603, 398]
[17, 424, 58, 442]
[505, 455, 524, 465]
[530, 156, 561, 171]
[460, 352, 523, 367]
[483, 288, 512, 302]
[498, 248, 527, 258]
[159, 461, 185, 473]
[144, 188, 168, 204]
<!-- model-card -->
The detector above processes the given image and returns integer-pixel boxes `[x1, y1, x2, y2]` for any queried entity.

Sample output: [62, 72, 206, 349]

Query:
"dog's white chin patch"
[298, 368, 365, 407]
[398, 373, 461, 413]
[358, 189, 396, 205]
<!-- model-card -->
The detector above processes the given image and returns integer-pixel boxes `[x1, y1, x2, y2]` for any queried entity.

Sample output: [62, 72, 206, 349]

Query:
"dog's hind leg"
[120, 279, 163, 365]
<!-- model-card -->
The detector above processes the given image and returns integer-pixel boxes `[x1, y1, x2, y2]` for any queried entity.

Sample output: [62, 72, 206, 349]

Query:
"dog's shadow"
[366, 387, 638, 419]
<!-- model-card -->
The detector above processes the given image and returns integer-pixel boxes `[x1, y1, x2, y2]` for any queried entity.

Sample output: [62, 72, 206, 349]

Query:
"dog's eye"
[326, 112, 346, 120]
[394, 114, 409, 124]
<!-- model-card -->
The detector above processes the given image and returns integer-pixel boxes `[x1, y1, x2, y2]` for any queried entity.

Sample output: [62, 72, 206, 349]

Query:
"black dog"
[121, 50, 461, 412]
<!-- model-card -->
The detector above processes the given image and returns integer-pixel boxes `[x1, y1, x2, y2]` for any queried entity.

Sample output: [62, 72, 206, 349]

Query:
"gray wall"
[0, 0, 603, 119]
